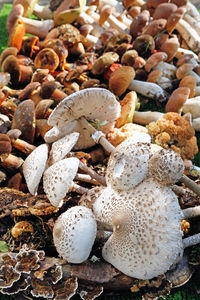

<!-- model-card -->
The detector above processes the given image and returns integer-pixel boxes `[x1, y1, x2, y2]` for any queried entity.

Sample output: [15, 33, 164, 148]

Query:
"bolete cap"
[43, 157, 79, 207]
[47, 88, 121, 149]
[109, 66, 135, 96]
[23, 143, 48, 195]
[53, 205, 97, 263]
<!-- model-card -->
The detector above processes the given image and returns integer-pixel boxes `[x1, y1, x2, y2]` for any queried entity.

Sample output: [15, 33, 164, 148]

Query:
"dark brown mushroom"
[0, 133, 12, 160]
[40, 81, 67, 101]
[21, 35, 40, 57]
[7, 128, 36, 155]
[12, 99, 36, 144]
[18, 82, 41, 104]
[35, 99, 54, 119]
[132, 34, 155, 56]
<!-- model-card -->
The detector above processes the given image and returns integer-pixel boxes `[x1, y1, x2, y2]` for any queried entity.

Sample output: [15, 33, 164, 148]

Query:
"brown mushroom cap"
[109, 66, 135, 96]
[130, 10, 150, 39]
[34, 48, 60, 72]
[143, 19, 167, 37]
[132, 34, 155, 56]
[179, 75, 196, 98]
[0, 47, 18, 69]
[0, 134, 12, 159]
[92, 52, 119, 75]
[18, 82, 41, 101]
[6, 3, 24, 33]
[152, 3, 178, 20]
[12, 99, 36, 144]
[1, 55, 20, 86]
[165, 87, 190, 113]
[13, 0, 39, 17]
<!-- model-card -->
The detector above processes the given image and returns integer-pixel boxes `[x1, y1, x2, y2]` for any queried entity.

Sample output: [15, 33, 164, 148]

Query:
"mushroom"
[54, 0, 86, 25]
[7, 129, 36, 155]
[34, 48, 60, 73]
[106, 133, 151, 190]
[91, 52, 119, 75]
[109, 66, 167, 101]
[43, 157, 88, 208]
[165, 87, 190, 113]
[22, 143, 49, 195]
[47, 88, 121, 152]
[92, 146, 200, 280]
[11, 100, 36, 144]
[7, 4, 54, 39]
[99, 5, 128, 33]
[47, 132, 80, 166]
[53, 206, 97, 263]
[182, 96, 200, 118]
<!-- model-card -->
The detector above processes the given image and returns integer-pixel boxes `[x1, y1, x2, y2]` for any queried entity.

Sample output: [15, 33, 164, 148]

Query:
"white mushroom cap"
[47, 88, 121, 149]
[106, 133, 151, 190]
[22, 144, 48, 195]
[53, 206, 97, 263]
[94, 178, 184, 279]
[43, 157, 79, 207]
[148, 149, 185, 185]
[48, 132, 79, 166]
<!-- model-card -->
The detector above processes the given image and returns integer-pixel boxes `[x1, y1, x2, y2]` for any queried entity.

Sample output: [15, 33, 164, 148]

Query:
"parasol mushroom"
[46, 88, 121, 152]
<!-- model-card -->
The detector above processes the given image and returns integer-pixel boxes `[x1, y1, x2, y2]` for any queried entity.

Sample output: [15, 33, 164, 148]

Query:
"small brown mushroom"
[165, 87, 191, 113]
[7, 129, 36, 155]
[12, 99, 36, 144]
[132, 34, 155, 56]
[152, 3, 178, 20]
[179, 75, 196, 98]
[92, 52, 119, 75]
[34, 48, 60, 72]
[40, 81, 67, 102]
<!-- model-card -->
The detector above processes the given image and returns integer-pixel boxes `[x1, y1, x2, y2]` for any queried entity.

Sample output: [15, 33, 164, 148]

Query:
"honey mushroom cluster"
[1, 0, 200, 299]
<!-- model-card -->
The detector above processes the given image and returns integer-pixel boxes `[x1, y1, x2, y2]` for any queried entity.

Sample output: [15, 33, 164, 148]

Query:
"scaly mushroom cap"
[23, 144, 48, 195]
[53, 206, 97, 263]
[93, 178, 184, 279]
[148, 149, 184, 185]
[43, 157, 79, 207]
[48, 132, 79, 166]
[47, 88, 121, 149]
[106, 133, 151, 190]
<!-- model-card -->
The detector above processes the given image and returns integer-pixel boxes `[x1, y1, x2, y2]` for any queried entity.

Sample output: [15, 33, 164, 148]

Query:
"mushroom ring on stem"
[46, 88, 121, 152]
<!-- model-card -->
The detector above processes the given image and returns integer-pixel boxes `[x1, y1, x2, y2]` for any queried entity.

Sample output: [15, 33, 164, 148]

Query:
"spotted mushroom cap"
[48, 132, 79, 166]
[148, 149, 185, 185]
[53, 206, 97, 263]
[94, 178, 184, 279]
[43, 157, 79, 207]
[106, 133, 151, 190]
[22, 143, 48, 195]
[47, 88, 121, 149]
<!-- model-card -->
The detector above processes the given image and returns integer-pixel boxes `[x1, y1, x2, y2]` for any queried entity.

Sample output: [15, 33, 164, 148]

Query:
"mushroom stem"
[180, 174, 200, 197]
[172, 185, 186, 196]
[79, 160, 106, 186]
[183, 206, 200, 219]
[132, 111, 164, 125]
[75, 173, 100, 185]
[20, 17, 54, 39]
[1, 154, 24, 170]
[70, 182, 89, 194]
[33, 3, 53, 20]
[12, 139, 36, 155]
[79, 117, 115, 154]
[128, 80, 167, 102]
[183, 233, 200, 248]
[175, 19, 200, 53]
[183, 14, 200, 35]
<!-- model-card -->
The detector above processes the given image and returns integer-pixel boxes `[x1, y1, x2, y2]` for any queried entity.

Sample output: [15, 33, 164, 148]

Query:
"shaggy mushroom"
[106, 133, 151, 190]
[43, 157, 88, 208]
[23, 143, 49, 195]
[53, 205, 97, 262]
[47, 88, 121, 152]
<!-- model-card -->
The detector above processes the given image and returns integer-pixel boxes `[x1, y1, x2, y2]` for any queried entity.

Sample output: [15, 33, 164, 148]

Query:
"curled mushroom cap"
[148, 149, 185, 185]
[53, 205, 97, 263]
[165, 87, 190, 113]
[47, 88, 121, 149]
[34, 48, 60, 72]
[43, 157, 79, 207]
[101, 177, 184, 279]
[23, 143, 49, 195]
[106, 133, 151, 190]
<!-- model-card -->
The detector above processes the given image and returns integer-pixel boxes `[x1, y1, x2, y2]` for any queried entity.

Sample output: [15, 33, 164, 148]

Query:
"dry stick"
[180, 174, 200, 197]
[75, 173, 100, 185]
[71, 183, 89, 194]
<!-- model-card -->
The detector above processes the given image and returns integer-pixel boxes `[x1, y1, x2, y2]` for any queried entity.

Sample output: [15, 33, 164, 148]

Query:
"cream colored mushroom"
[53, 206, 97, 263]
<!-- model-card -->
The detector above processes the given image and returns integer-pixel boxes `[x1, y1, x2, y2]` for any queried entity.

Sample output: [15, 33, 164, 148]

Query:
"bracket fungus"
[46, 88, 121, 152]
[53, 206, 97, 263]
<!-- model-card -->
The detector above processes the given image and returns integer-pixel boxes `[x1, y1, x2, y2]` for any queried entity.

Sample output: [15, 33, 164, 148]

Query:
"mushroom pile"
[1, 0, 200, 298]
